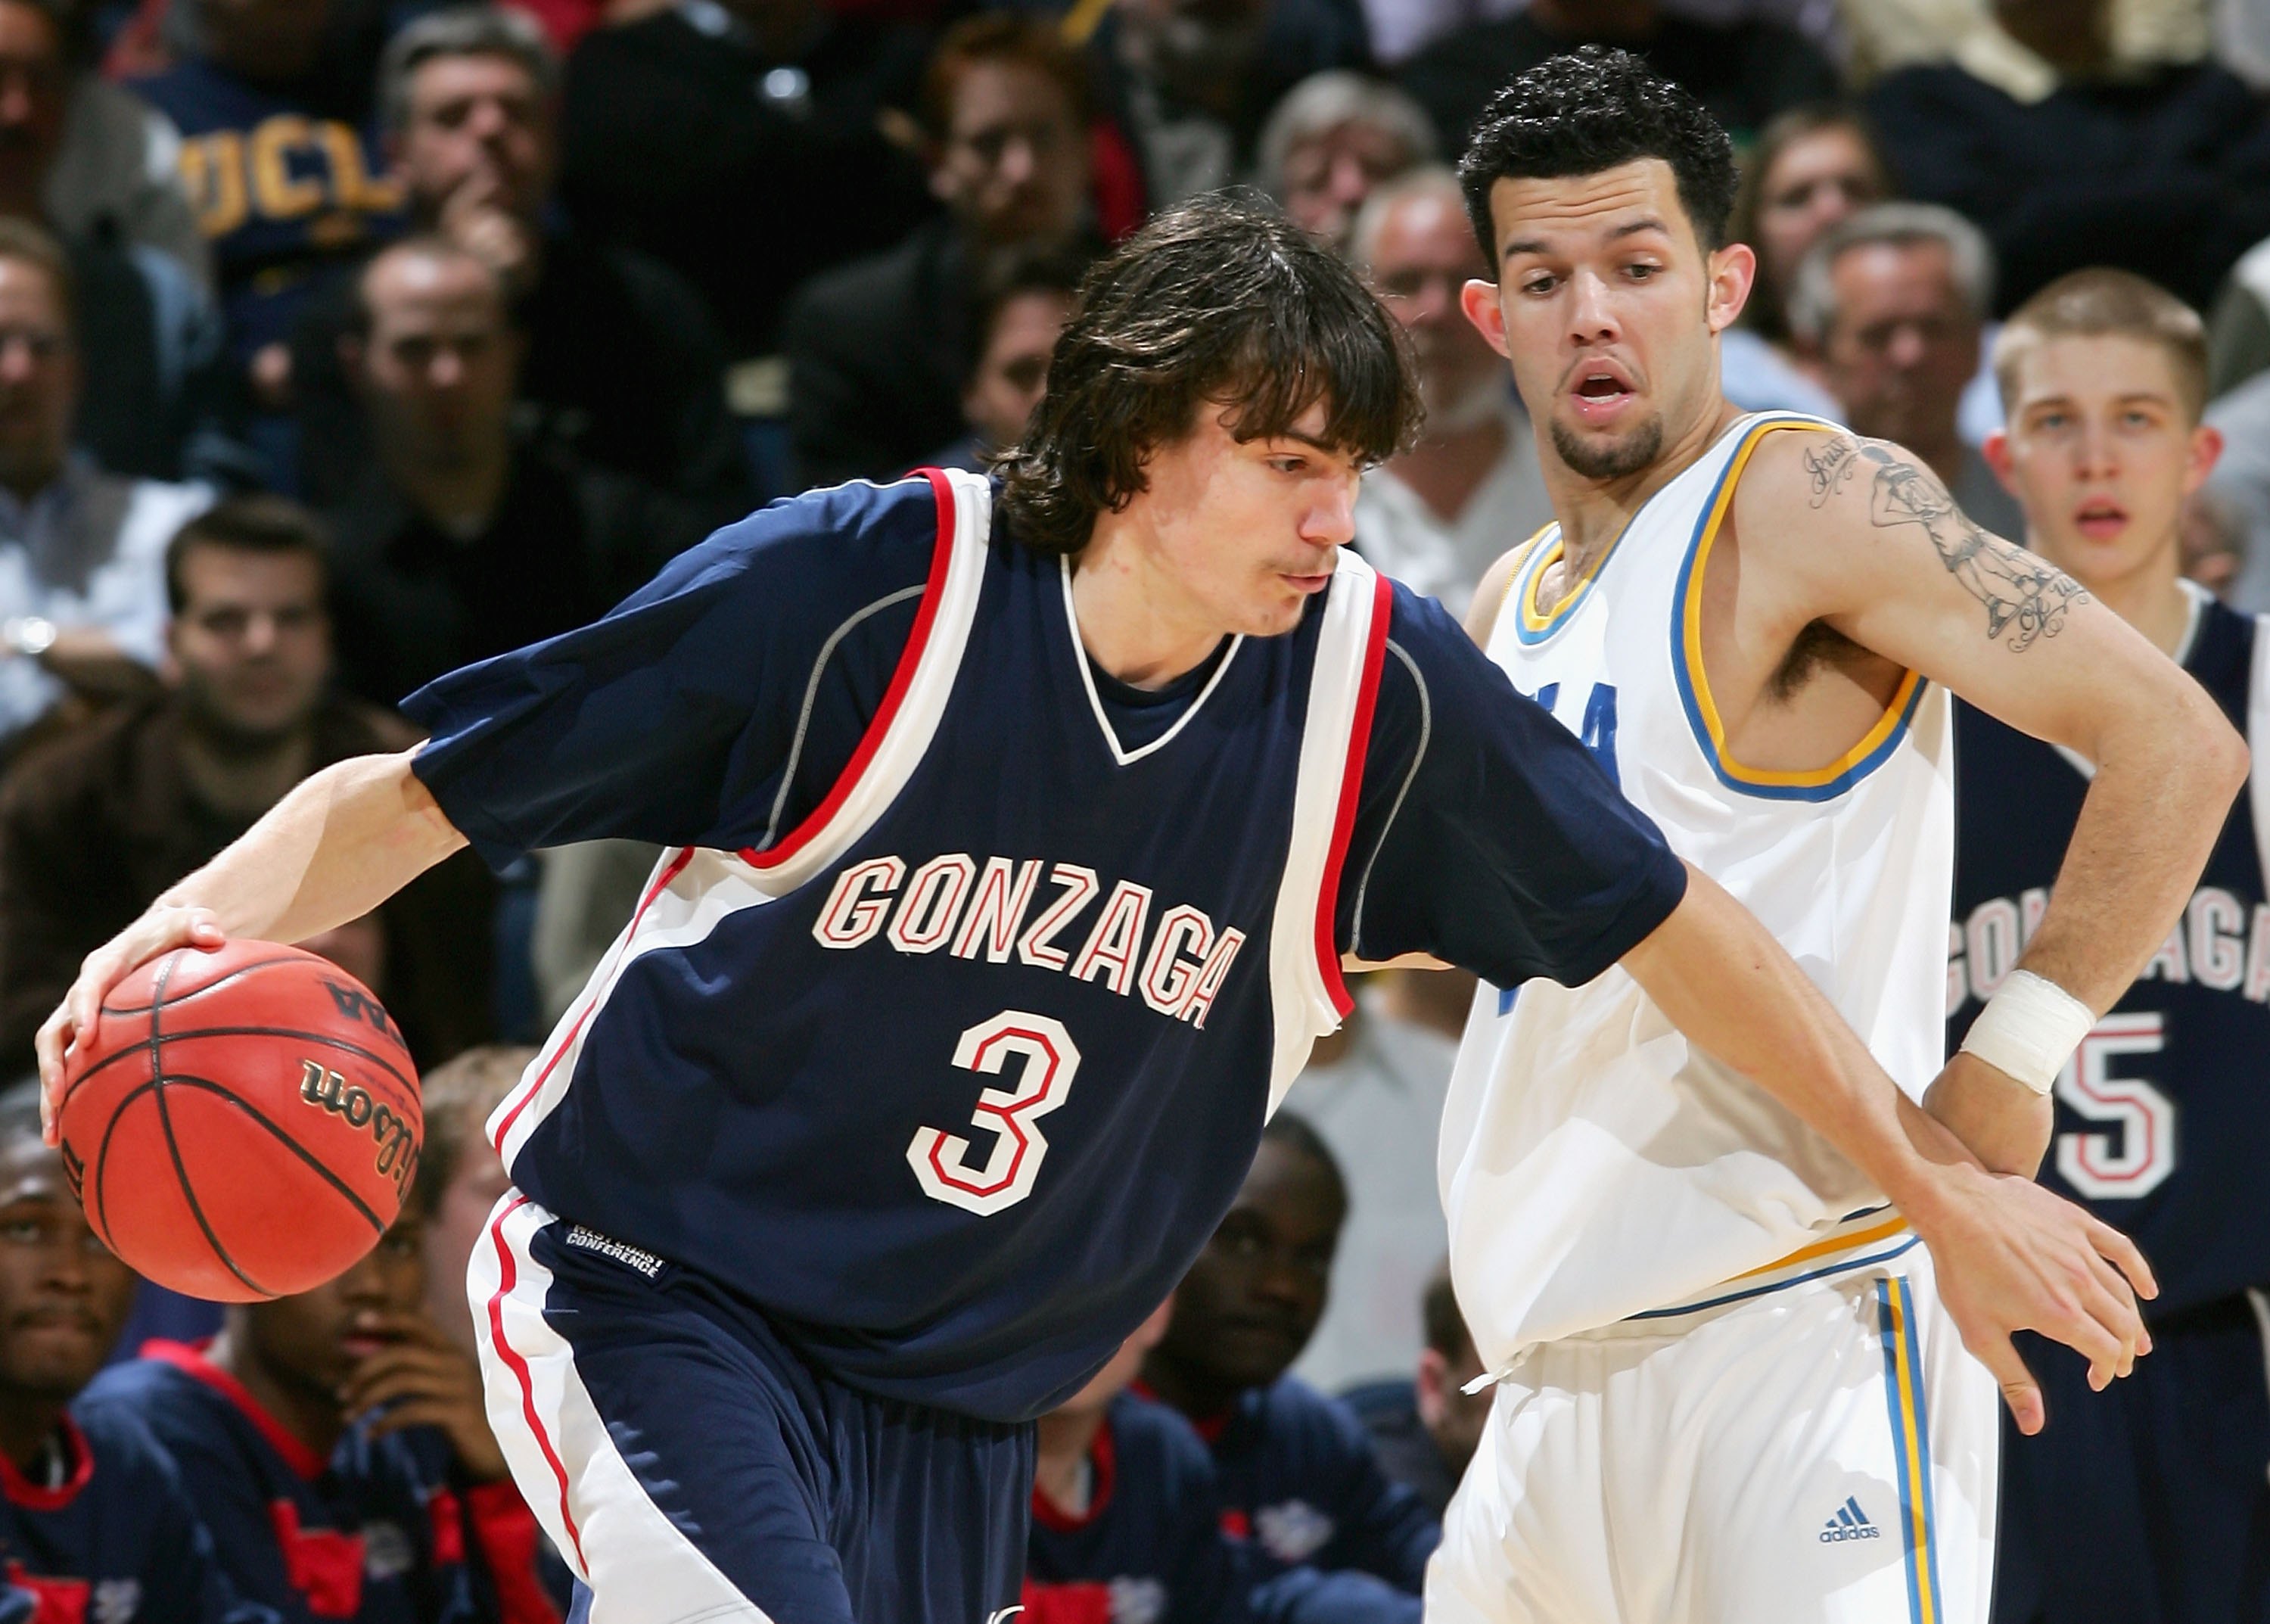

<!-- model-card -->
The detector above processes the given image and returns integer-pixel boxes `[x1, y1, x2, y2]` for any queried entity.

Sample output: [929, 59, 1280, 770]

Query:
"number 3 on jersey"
[2054, 1012, 2176, 1199]
[909, 1012, 1081, 1215]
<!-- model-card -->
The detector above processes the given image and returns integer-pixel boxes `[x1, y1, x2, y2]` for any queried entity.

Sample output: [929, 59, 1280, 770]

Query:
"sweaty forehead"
[1488, 160, 1687, 260]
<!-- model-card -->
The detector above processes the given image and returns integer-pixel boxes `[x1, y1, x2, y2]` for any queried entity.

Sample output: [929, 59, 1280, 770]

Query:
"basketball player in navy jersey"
[38, 194, 2157, 1624]
[1953, 269, 2270, 1624]
[0, 1081, 261, 1624]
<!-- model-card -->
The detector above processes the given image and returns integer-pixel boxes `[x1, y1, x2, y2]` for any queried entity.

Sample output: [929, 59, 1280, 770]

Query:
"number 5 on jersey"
[909, 1012, 1081, 1215]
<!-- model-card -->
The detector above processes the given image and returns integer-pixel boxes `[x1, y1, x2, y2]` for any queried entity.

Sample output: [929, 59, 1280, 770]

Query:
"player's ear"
[1981, 428, 2017, 492]
[1704, 241, 1755, 336]
[2184, 422, 2225, 491]
[1460, 278, 1510, 359]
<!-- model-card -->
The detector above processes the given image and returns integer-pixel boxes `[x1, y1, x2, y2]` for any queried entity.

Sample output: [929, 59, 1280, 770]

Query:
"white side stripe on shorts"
[468, 1193, 772, 1624]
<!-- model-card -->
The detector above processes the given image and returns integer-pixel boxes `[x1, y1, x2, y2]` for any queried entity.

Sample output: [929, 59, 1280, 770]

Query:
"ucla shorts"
[470, 1193, 1035, 1624]
[1428, 1243, 1999, 1624]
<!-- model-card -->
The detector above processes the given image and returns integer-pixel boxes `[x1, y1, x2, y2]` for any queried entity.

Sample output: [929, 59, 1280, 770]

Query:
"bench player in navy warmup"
[0, 1081, 261, 1624]
[1952, 269, 2270, 1624]
[1139, 1116, 1435, 1605]
[40, 196, 2157, 1624]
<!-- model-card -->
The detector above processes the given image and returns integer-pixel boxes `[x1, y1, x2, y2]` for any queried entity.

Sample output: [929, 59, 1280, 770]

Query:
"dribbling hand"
[1920, 1165, 2157, 1435]
[36, 905, 225, 1146]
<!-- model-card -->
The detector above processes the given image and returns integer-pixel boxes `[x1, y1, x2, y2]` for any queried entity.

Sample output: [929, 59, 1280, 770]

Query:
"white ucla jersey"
[1442, 411, 1956, 1369]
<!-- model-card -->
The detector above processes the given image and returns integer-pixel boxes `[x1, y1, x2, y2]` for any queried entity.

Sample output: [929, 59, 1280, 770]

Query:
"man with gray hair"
[1258, 72, 1435, 257]
[1348, 165, 1549, 617]
[1790, 201, 2025, 538]
[291, 5, 746, 523]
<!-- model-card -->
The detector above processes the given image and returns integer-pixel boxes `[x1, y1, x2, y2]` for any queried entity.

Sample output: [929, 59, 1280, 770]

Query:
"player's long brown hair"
[994, 191, 1421, 558]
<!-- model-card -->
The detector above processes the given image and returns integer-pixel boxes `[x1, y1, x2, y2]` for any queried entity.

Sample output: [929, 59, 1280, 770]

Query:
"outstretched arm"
[36, 749, 464, 1137]
[1740, 434, 2249, 1172]
[1624, 863, 2157, 1435]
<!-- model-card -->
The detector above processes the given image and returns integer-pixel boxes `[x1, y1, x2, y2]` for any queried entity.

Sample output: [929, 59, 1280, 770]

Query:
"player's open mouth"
[2073, 498, 2128, 540]
[1569, 365, 1636, 423]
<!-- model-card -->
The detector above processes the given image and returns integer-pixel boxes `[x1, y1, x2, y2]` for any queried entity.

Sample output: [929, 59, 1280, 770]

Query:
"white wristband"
[1959, 969, 2095, 1094]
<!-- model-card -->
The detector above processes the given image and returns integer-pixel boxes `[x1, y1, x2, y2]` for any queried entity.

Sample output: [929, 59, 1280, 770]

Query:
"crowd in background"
[0, 0, 2259, 1616]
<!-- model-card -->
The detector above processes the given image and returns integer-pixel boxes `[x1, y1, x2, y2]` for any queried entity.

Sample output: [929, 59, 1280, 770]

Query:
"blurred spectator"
[1790, 201, 2026, 535]
[0, 496, 496, 1068]
[2203, 366, 2270, 611]
[558, 0, 934, 361]
[527, 837, 656, 1026]
[0, 221, 210, 750]
[125, 0, 406, 398]
[1342, 1265, 1489, 1519]
[415, 1044, 533, 1356]
[1720, 101, 1890, 418]
[1025, 1302, 1251, 1624]
[0, 1079, 263, 1624]
[1288, 966, 1472, 1394]
[786, 14, 1096, 486]
[1346, 167, 1548, 618]
[1255, 72, 1432, 257]
[1842, 0, 2213, 87]
[1863, 0, 2270, 314]
[320, 237, 701, 708]
[1398, 0, 1839, 159]
[2179, 486, 2244, 599]
[0, 0, 245, 485]
[293, 5, 746, 520]
[43, 41, 209, 284]
[1096, 0, 1370, 209]
[82, 1169, 561, 1624]
[1142, 1114, 1437, 1611]
[928, 244, 1083, 471]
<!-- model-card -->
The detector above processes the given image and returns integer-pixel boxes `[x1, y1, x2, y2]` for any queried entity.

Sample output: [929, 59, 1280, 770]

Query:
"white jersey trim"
[1264, 552, 1393, 1115]
[1059, 555, 1246, 766]
[2250, 611, 2270, 892]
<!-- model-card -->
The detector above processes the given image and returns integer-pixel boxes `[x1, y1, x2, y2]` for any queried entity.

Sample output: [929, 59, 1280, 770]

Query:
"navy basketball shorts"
[469, 1193, 1036, 1624]
[1992, 1293, 2270, 1624]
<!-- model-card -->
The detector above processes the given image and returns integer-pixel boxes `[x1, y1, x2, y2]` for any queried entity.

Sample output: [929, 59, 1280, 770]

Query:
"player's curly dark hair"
[994, 191, 1421, 558]
[1457, 47, 1738, 261]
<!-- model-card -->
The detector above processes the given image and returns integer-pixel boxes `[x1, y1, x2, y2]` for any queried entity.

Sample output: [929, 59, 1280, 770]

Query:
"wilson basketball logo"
[298, 1059, 419, 1196]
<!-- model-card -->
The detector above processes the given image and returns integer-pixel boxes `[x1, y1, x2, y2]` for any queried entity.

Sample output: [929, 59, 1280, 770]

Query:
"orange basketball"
[55, 940, 422, 1302]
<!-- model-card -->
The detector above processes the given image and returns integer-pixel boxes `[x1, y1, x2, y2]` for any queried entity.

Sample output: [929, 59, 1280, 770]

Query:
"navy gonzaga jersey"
[1948, 584, 2270, 1315]
[407, 470, 1684, 1424]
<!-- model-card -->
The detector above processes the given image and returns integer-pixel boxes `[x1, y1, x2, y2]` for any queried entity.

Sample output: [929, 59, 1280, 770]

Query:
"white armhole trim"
[1263, 551, 1387, 1116]
[2249, 614, 2270, 891]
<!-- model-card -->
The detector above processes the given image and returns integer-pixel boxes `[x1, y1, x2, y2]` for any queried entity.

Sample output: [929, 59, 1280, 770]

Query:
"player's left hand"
[1917, 1164, 2157, 1436]
[339, 1310, 511, 1482]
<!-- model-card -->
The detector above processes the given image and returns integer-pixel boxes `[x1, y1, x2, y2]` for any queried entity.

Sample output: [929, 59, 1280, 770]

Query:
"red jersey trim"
[491, 844, 697, 1155]
[142, 1339, 328, 1480]
[740, 467, 957, 872]
[1029, 1414, 1118, 1532]
[0, 1415, 93, 1510]
[462, 1478, 564, 1624]
[484, 1196, 587, 1574]
[1312, 571, 1395, 1016]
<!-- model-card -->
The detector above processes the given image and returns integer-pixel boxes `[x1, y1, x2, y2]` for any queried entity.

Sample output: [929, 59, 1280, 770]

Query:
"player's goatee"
[1551, 414, 1664, 481]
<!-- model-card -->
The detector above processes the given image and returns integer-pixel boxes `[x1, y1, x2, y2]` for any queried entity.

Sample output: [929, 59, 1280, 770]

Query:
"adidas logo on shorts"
[1819, 1497, 1883, 1542]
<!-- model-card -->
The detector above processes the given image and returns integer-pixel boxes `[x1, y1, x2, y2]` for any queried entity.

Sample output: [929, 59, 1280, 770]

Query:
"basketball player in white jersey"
[1429, 50, 2251, 1624]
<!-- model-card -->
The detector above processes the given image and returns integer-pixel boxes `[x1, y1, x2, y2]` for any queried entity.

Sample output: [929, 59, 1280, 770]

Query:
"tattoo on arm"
[1811, 436, 2088, 652]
